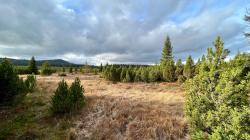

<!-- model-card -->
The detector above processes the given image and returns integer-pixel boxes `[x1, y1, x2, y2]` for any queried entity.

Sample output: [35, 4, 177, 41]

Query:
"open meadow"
[0, 73, 187, 140]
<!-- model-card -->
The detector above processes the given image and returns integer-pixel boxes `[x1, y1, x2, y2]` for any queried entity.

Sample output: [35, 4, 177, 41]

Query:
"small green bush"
[69, 78, 85, 110]
[51, 79, 71, 114]
[41, 61, 54, 75]
[51, 78, 85, 114]
[69, 67, 73, 73]
[25, 74, 37, 93]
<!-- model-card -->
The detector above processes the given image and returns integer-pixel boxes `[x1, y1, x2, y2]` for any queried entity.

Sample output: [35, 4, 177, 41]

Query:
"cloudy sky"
[0, 0, 249, 64]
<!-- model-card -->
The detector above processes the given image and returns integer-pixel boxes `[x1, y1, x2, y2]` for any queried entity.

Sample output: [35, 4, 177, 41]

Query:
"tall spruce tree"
[28, 56, 38, 74]
[160, 36, 176, 81]
[183, 55, 194, 79]
[160, 36, 173, 65]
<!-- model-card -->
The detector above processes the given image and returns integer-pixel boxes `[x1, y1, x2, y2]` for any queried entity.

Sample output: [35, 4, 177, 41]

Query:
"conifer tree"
[185, 36, 249, 139]
[100, 63, 103, 72]
[160, 36, 173, 65]
[148, 67, 161, 82]
[134, 69, 141, 82]
[69, 78, 85, 109]
[140, 68, 149, 82]
[194, 58, 201, 75]
[28, 56, 38, 74]
[0, 59, 27, 105]
[69, 67, 73, 73]
[183, 55, 194, 79]
[120, 68, 126, 82]
[175, 59, 184, 78]
[162, 60, 176, 82]
[51, 79, 70, 113]
[124, 70, 132, 82]
[160, 36, 176, 81]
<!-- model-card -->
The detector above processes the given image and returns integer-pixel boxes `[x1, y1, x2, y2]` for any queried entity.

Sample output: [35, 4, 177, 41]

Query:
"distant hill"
[0, 58, 78, 67]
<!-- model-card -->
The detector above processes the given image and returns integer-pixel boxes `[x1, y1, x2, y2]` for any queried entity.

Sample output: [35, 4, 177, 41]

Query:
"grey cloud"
[0, 0, 248, 64]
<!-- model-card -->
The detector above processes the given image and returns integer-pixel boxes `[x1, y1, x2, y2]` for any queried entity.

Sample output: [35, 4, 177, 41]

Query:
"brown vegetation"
[1, 74, 187, 139]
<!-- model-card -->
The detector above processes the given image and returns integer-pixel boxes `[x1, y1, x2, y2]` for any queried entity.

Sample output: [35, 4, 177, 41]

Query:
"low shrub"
[25, 74, 37, 93]
[41, 61, 55, 75]
[69, 78, 85, 110]
[51, 78, 85, 114]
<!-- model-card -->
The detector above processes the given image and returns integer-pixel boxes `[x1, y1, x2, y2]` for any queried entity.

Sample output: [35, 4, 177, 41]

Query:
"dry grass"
[6, 74, 187, 140]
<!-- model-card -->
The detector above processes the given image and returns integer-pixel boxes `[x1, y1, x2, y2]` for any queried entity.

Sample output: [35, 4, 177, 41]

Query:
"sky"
[0, 0, 249, 65]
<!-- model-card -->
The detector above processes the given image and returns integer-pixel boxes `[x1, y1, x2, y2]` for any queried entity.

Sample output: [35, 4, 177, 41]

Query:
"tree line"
[102, 36, 195, 83]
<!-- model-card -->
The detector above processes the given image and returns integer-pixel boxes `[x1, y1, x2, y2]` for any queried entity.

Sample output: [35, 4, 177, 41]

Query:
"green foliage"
[124, 70, 132, 82]
[100, 63, 103, 72]
[160, 36, 176, 82]
[41, 61, 55, 75]
[134, 69, 141, 82]
[51, 78, 85, 114]
[15, 66, 31, 75]
[148, 66, 161, 82]
[175, 59, 184, 78]
[120, 68, 126, 81]
[69, 78, 85, 110]
[162, 60, 176, 82]
[140, 68, 149, 82]
[183, 55, 194, 79]
[185, 36, 250, 139]
[62, 67, 65, 72]
[25, 74, 37, 93]
[160, 36, 173, 65]
[0, 59, 27, 105]
[28, 56, 38, 74]
[51, 80, 70, 114]
[69, 67, 73, 73]
[177, 75, 186, 84]
[101, 36, 195, 83]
